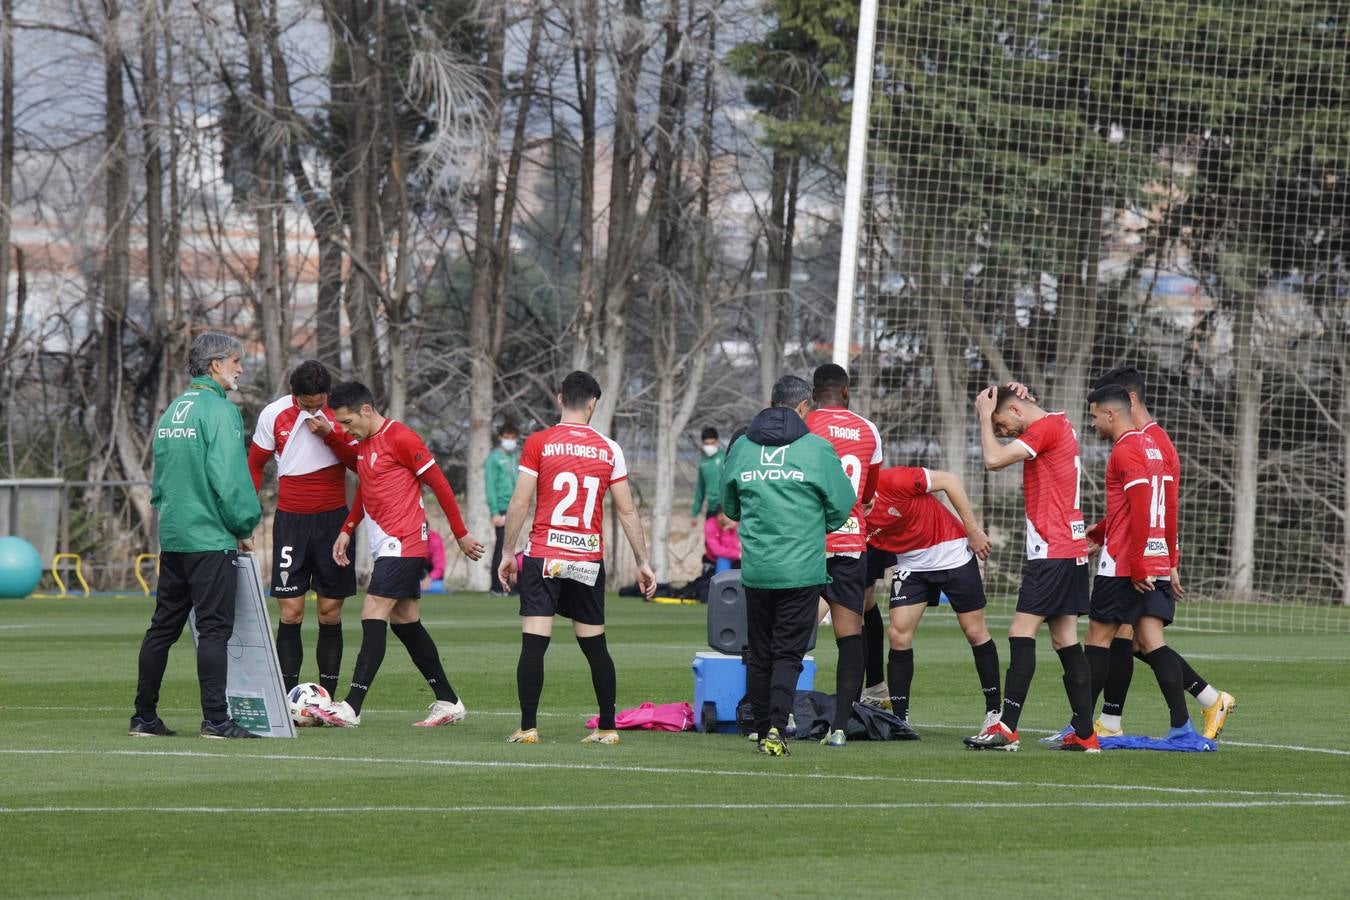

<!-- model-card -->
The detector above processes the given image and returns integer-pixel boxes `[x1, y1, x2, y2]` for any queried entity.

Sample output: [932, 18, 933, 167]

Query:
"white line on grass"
[0, 799, 1344, 815]
[1, 748, 1344, 801]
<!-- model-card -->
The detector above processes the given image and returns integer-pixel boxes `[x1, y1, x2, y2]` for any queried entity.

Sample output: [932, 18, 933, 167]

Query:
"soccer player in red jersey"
[497, 371, 657, 745]
[310, 381, 485, 728]
[248, 360, 358, 697]
[866, 466, 999, 735]
[1078, 384, 1200, 741]
[805, 364, 882, 746]
[1088, 366, 1235, 739]
[966, 386, 1096, 752]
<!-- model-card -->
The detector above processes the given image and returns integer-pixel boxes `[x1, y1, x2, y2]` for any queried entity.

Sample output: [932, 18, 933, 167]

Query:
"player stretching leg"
[867, 466, 1000, 736]
[806, 364, 883, 748]
[311, 382, 485, 727]
[248, 360, 358, 698]
[966, 386, 1096, 753]
[497, 371, 656, 746]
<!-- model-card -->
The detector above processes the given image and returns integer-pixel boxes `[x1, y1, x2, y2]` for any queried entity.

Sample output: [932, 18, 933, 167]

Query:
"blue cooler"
[692, 651, 816, 733]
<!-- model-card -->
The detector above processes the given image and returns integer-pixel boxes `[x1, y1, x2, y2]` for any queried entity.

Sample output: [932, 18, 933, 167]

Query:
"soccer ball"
[287, 682, 331, 727]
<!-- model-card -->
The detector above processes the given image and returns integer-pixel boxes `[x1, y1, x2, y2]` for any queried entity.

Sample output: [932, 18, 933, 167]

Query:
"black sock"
[1101, 637, 1134, 717]
[1085, 644, 1112, 712]
[391, 620, 457, 703]
[316, 623, 343, 699]
[971, 639, 1001, 713]
[1178, 653, 1210, 698]
[1142, 645, 1191, 728]
[344, 619, 387, 715]
[577, 633, 617, 730]
[276, 622, 302, 693]
[1000, 637, 1036, 731]
[887, 648, 915, 722]
[517, 633, 550, 730]
[832, 634, 865, 731]
[862, 604, 885, 687]
[1058, 644, 1093, 739]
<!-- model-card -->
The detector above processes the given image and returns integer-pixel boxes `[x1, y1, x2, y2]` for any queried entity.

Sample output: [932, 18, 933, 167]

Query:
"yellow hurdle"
[134, 553, 160, 596]
[33, 553, 92, 598]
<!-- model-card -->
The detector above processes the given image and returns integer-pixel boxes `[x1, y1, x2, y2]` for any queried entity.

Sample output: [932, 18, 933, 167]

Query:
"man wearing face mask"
[691, 426, 724, 528]
[130, 332, 262, 739]
[486, 423, 521, 596]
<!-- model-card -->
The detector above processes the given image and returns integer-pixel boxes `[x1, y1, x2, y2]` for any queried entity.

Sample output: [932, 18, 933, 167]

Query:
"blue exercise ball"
[0, 536, 43, 599]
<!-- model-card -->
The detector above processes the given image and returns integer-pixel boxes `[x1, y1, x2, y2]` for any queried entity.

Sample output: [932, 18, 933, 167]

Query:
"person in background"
[422, 530, 446, 594]
[486, 422, 521, 596]
[704, 511, 741, 574]
[691, 426, 724, 526]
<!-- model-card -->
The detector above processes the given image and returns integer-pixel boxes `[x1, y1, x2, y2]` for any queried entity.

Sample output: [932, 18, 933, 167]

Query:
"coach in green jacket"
[130, 333, 262, 740]
[721, 375, 855, 755]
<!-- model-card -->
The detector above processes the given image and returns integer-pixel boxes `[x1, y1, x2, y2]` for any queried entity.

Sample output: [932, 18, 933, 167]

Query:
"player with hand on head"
[248, 360, 358, 698]
[309, 381, 485, 728]
[965, 386, 1096, 752]
[866, 465, 999, 736]
[804, 364, 883, 748]
[1074, 385, 1202, 743]
[497, 371, 657, 746]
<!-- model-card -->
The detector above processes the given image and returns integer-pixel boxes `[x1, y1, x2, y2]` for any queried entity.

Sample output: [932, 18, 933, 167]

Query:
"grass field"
[1, 593, 1348, 898]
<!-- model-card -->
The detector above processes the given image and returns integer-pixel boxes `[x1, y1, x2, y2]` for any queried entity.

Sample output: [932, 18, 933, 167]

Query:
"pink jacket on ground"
[704, 517, 740, 560]
[586, 702, 695, 732]
[425, 531, 445, 580]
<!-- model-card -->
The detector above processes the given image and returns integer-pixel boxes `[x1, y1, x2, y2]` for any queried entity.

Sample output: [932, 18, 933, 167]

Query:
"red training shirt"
[249, 395, 356, 514]
[1091, 430, 1172, 580]
[805, 406, 879, 554]
[341, 420, 467, 559]
[519, 423, 627, 563]
[1142, 420, 1181, 568]
[865, 466, 970, 571]
[1011, 412, 1088, 560]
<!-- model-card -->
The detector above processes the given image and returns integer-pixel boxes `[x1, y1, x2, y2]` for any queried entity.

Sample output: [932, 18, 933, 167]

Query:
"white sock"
[1196, 685, 1220, 707]
[1098, 713, 1122, 732]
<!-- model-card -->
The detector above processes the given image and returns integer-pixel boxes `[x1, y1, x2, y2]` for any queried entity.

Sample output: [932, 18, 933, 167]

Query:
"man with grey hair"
[130, 332, 263, 739]
[721, 375, 856, 756]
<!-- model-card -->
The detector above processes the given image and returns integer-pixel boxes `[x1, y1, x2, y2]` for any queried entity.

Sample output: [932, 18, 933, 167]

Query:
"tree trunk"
[1223, 252, 1260, 600]
[590, 0, 647, 436]
[1047, 180, 1103, 438]
[570, 0, 598, 371]
[1341, 351, 1350, 606]
[99, 0, 130, 442]
[0, 0, 15, 370]
[463, 2, 508, 591]
[760, 149, 793, 403]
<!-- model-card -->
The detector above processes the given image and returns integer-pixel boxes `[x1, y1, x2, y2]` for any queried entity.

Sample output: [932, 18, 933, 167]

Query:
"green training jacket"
[485, 445, 520, 515]
[720, 407, 856, 590]
[151, 377, 262, 552]
[691, 448, 725, 517]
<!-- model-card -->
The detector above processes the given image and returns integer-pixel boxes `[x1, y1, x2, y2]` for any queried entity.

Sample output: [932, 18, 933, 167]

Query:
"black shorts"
[1090, 576, 1176, 627]
[1016, 558, 1090, 617]
[518, 556, 606, 626]
[822, 554, 867, 614]
[367, 556, 425, 600]
[889, 554, 986, 614]
[271, 507, 357, 600]
[866, 545, 895, 584]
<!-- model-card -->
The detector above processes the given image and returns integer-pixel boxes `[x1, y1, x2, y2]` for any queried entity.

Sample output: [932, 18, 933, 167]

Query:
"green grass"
[1, 593, 1348, 898]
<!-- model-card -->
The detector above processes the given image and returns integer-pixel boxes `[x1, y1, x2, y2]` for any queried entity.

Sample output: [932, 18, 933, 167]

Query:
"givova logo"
[760, 446, 787, 467]
[171, 400, 194, 424]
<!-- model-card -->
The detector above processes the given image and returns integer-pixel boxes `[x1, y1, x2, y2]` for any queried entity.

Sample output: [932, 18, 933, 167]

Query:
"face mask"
[701, 444, 719, 457]
[501, 439, 518, 452]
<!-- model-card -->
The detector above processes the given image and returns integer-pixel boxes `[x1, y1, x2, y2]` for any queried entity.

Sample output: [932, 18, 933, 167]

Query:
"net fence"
[844, 1, 1350, 634]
